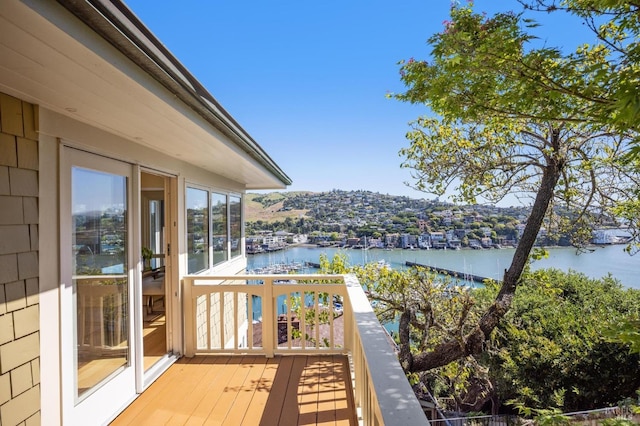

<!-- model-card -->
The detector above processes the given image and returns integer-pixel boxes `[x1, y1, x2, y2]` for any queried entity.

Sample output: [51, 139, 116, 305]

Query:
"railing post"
[183, 277, 195, 357]
[343, 274, 354, 353]
[263, 276, 274, 358]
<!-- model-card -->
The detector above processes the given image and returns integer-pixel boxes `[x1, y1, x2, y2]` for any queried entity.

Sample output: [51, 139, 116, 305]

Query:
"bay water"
[248, 244, 639, 289]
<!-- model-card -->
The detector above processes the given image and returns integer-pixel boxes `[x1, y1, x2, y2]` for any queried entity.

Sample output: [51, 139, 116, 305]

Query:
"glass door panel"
[72, 167, 129, 400]
[61, 147, 137, 425]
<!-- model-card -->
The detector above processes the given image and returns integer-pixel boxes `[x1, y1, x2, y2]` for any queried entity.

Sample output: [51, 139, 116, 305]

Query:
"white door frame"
[136, 168, 180, 391]
[60, 146, 139, 424]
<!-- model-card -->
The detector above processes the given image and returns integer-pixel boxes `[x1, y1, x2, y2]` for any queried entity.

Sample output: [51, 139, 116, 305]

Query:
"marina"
[248, 244, 639, 289]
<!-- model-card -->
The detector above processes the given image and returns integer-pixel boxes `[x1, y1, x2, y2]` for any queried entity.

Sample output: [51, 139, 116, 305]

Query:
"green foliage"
[353, 262, 496, 411]
[478, 269, 640, 411]
[141, 246, 153, 260]
[521, 0, 640, 139]
[279, 252, 350, 348]
[395, 1, 639, 143]
[605, 317, 640, 354]
[354, 263, 479, 351]
[389, 1, 640, 389]
[141, 246, 153, 271]
[318, 253, 640, 416]
[360, 260, 640, 414]
[600, 419, 637, 426]
[318, 252, 351, 274]
[392, 1, 639, 239]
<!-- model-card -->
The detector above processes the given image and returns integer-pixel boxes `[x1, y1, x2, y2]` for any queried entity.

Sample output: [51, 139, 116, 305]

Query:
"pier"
[404, 261, 495, 284]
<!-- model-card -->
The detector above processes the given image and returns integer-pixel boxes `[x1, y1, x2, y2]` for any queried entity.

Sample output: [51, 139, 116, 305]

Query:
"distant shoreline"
[253, 241, 629, 253]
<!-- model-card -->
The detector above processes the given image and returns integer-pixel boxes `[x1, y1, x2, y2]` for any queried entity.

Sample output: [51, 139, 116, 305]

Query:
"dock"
[404, 261, 496, 284]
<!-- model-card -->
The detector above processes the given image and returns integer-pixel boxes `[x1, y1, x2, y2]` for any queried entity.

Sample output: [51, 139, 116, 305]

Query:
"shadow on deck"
[110, 355, 358, 425]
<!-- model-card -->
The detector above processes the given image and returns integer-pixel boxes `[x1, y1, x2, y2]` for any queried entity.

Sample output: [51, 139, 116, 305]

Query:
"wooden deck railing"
[182, 273, 428, 425]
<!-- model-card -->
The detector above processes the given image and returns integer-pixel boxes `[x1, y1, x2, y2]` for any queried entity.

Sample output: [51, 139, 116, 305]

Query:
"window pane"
[72, 167, 128, 400]
[211, 193, 228, 265]
[229, 195, 242, 258]
[187, 188, 209, 273]
[148, 199, 164, 270]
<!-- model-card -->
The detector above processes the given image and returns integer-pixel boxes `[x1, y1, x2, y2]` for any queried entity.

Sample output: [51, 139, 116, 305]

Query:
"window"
[229, 195, 242, 259]
[211, 192, 227, 265]
[186, 187, 209, 274]
[186, 185, 242, 271]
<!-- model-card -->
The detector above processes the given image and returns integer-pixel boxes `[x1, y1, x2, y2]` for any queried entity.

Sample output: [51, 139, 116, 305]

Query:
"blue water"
[248, 244, 639, 289]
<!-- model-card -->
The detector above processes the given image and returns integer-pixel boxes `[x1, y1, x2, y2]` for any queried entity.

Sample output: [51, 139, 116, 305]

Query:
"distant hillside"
[245, 191, 312, 222]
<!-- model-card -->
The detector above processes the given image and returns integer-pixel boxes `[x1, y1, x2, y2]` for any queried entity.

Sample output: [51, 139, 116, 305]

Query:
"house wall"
[34, 107, 252, 422]
[195, 292, 249, 350]
[0, 93, 41, 425]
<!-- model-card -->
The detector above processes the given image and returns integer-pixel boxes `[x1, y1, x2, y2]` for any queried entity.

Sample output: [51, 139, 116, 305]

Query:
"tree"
[391, 3, 640, 371]
[354, 260, 640, 415]
[517, 0, 640, 147]
[479, 269, 640, 412]
[519, 0, 640, 251]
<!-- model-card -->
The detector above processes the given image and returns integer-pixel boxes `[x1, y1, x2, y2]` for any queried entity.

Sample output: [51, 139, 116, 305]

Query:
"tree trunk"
[398, 309, 414, 370]
[410, 153, 563, 372]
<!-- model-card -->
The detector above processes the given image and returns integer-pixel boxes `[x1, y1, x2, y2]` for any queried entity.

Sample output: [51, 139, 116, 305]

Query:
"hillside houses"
[247, 190, 623, 251]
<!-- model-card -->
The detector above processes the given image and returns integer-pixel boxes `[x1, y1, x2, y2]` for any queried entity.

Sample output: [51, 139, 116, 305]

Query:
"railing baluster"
[300, 291, 306, 351]
[286, 292, 292, 350]
[314, 292, 320, 349]
[248, 294, 254, 350]
[327, 293, 332, 349]
[208, 292, 213, 349]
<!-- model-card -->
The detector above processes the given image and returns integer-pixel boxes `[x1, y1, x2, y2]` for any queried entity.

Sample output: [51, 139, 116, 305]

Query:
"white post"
[263, 277, 274, 358]
[183, 277, 195, 357]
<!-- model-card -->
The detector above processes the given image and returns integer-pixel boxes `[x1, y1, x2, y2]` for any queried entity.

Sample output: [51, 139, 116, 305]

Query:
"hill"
[245, 192, 312, 222]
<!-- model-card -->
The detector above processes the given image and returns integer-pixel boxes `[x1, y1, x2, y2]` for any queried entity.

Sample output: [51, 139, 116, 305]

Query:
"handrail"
[182, 273, 428, 425]
[344, 274, 429, 425]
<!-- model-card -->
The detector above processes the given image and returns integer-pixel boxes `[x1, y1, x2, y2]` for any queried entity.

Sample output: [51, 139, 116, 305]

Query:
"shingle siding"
[0, 93, 40, 426]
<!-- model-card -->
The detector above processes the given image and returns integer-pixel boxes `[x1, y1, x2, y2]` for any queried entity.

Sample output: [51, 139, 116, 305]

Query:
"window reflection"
[186, 188, 209, 274]
[230, 195, 242, 258]
[72, 167, 128, 400]
[186, 186, 242, 268]
[211, 193, 227, 265]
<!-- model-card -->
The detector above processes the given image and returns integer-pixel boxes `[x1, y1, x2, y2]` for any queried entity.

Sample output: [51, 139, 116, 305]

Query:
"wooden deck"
[110, 355, 358, 426]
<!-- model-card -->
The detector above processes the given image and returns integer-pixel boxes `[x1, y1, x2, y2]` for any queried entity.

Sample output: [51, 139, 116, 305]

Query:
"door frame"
[60, 146, 139, 424]
[136, 168, 180, 391]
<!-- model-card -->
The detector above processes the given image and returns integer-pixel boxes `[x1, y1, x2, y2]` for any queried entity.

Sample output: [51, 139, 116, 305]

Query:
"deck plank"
[202, 356, 257, 425]
[165, 357, 230, 425]
[184, 357, 245, 425]
[335, 356, 357, 426]
[316, 356, 338, 425]
[110, 356, 205, 425]
[110, 355, 357, 426]
[298, 355, 320, 425]
[221, 356, 269, 425]
[258, 355, 295, 426]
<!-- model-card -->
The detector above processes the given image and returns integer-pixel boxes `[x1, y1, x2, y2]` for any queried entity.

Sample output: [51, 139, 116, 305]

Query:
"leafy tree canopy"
[395, 0, 639, 150]
[389, 0, 640, 371]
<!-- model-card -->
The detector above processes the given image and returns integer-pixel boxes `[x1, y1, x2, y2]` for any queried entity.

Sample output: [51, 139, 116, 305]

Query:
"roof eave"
[55, 0, 292, 187]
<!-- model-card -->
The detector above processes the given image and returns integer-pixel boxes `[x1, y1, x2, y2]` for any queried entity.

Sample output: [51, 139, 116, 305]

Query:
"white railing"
[182, 273, 428, 425]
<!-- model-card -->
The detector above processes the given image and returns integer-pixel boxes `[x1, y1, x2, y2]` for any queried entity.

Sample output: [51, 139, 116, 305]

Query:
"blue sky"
[124, 1, 591, 204]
